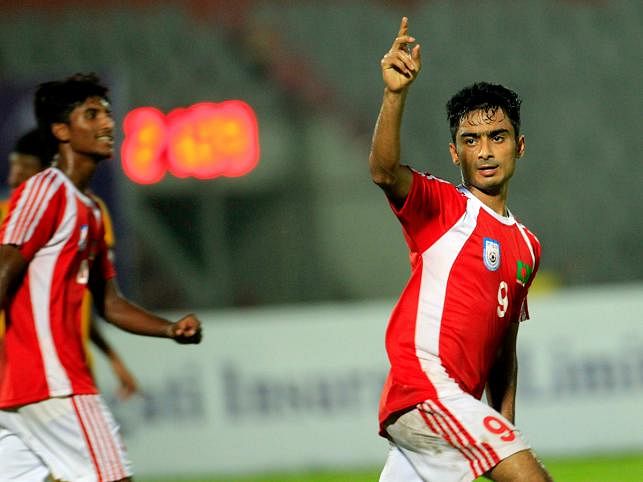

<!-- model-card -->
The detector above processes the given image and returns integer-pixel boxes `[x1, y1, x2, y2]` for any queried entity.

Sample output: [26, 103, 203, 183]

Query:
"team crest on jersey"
[483, 238, 501, 271]
[78, 225, 88, 251]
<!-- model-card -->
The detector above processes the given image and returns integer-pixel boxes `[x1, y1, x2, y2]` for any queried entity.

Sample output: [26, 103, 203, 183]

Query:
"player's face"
[66, 97, 115, 161]
[7, 152, 44, 188]
[449, 108, 525, 196]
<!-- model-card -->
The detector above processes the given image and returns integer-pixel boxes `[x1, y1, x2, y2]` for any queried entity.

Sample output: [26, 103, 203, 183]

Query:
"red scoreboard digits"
[121, 101, 260, 184]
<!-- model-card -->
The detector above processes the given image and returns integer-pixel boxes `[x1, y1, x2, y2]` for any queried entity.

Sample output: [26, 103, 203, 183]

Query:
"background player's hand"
[110, 357, 139, 400]
[381, 17, 422, 93]
[168, 314, 202, 344]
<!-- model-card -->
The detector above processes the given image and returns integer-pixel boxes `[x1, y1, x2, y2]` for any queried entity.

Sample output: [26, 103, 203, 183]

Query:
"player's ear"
[51, 123, 70, 143]
[516, 135, 526, 158]
[449, 143, 460, 166]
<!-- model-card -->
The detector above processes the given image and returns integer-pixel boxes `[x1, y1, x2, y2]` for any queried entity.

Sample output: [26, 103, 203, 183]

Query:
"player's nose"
[98, 111, 115, 131]
[477, 137, 493, 159]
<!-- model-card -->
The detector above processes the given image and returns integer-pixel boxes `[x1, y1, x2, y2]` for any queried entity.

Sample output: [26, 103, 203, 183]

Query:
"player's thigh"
[19, 394, 133, 482]
[0, 425, 50, 481]
[379, 444, 424, 482]
[487, 448, 553, 482]
[384, 409, 473, 482]
[387, 395, 535, 481]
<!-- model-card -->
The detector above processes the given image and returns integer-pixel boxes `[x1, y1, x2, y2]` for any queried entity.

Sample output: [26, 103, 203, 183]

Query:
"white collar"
[457, 185, 516, 226]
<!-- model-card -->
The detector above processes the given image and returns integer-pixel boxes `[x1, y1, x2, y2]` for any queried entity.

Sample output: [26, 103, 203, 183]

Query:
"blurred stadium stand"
[0, 0, 640, 309]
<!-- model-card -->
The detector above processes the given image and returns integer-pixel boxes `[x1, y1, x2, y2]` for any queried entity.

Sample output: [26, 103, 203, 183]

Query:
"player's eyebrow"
[459, 128, 511, 139]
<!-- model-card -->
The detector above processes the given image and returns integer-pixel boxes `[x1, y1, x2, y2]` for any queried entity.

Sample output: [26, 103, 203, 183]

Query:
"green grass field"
[142, 453, 643, 482]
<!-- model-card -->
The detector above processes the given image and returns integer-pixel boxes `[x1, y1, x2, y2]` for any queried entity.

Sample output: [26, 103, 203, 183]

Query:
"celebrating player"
[0, 74, 202, 482]
[371, 18, 552, 481]
[0, 128, 139, 401]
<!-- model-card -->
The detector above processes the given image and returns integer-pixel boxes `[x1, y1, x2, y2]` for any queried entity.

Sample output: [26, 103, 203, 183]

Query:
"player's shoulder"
[516, 221, 540, 243]
[410, 168, 462, 196]
[15, 167, 66, 201]
[32, 166, 62, 181]
[410, 168, 453, 186]
[516, 220, 542, 254]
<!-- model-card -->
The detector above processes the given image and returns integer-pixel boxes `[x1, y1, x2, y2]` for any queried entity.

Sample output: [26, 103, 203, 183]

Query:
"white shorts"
[379, 393, 530, 482]
[0, 394, 133, 482]
[0, 427, 50, 481]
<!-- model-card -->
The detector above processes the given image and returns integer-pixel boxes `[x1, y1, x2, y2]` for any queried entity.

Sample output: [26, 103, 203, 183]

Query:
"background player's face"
[7, 152, 44, 188]
[66, 96, 115, 161]
[449, 108, 525, 195]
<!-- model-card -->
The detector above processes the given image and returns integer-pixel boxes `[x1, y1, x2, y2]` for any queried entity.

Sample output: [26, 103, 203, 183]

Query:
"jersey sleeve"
[388, 169, 466, 253]
[0, 172, 64, 261]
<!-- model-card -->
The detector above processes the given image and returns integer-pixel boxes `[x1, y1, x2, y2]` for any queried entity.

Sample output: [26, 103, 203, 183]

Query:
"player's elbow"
[369, 157, 396, 188]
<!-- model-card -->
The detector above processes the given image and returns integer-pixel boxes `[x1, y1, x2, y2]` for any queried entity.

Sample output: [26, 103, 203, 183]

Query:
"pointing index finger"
[398, 16, 408, 36]
[393, 17, 415, 51]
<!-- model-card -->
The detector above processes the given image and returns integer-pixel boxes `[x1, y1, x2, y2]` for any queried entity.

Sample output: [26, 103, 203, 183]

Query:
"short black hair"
[34, 73, 109, 144]
[446, 82, 522, 142]
[12, 128, 57, 167]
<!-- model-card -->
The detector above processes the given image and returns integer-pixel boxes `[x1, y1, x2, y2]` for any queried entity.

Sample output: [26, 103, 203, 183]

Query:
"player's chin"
[92, 146, 114, 161]
[475, 178, 504, 195]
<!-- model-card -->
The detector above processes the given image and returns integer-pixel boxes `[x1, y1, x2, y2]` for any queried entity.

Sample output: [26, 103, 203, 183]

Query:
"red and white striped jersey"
[379, 170, 540, 429]
[0, 167, 116, 408]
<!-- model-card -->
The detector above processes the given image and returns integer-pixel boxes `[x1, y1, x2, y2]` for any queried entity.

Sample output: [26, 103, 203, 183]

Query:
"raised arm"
[90, 276, 201, 345]
[485, 322, 519, 423]
[369, 17, 422, 205]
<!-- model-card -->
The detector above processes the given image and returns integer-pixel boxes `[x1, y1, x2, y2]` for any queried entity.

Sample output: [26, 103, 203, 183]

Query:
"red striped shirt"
[379, 170, 541, 430]
[0, 168, 116, 408]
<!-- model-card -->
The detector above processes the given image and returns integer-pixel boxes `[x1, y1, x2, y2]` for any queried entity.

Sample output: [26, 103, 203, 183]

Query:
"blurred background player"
[0, 73, 202, 482]
[370, 18, 552, 481]
[0, 128, 139, 401]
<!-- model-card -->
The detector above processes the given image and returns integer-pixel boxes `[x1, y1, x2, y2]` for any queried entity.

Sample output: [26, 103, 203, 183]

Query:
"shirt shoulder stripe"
[410, 168, 452, 185]
[4, 170, 62, 245]
[16, 170, 62, 244]
[3, 172, 50, 243]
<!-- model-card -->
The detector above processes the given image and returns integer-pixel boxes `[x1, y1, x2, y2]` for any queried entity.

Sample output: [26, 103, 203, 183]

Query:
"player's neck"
[55, 149, 99, 192]
[467, 184, 509, 217]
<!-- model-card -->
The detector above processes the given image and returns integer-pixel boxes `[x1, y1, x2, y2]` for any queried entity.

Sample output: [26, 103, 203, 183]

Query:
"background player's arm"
[485, 322, 519, 423]
[89, 319, 139, 399]
[369, 17, 421, 206]
[90, 277, 201, 344]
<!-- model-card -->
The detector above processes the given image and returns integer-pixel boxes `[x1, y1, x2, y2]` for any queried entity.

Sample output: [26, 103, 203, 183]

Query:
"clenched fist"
[166, 314, 203, 344]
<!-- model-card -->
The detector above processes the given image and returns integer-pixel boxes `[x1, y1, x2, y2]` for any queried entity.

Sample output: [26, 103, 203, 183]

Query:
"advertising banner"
[92, 284, 643, 476]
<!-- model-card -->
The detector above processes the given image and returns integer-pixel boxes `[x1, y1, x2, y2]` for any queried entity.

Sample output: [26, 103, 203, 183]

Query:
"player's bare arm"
[485, 322, 519, 423]
[369, 16, 421, 204]
[0, 245, 27, 308]
[91, 277, 202, 344]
